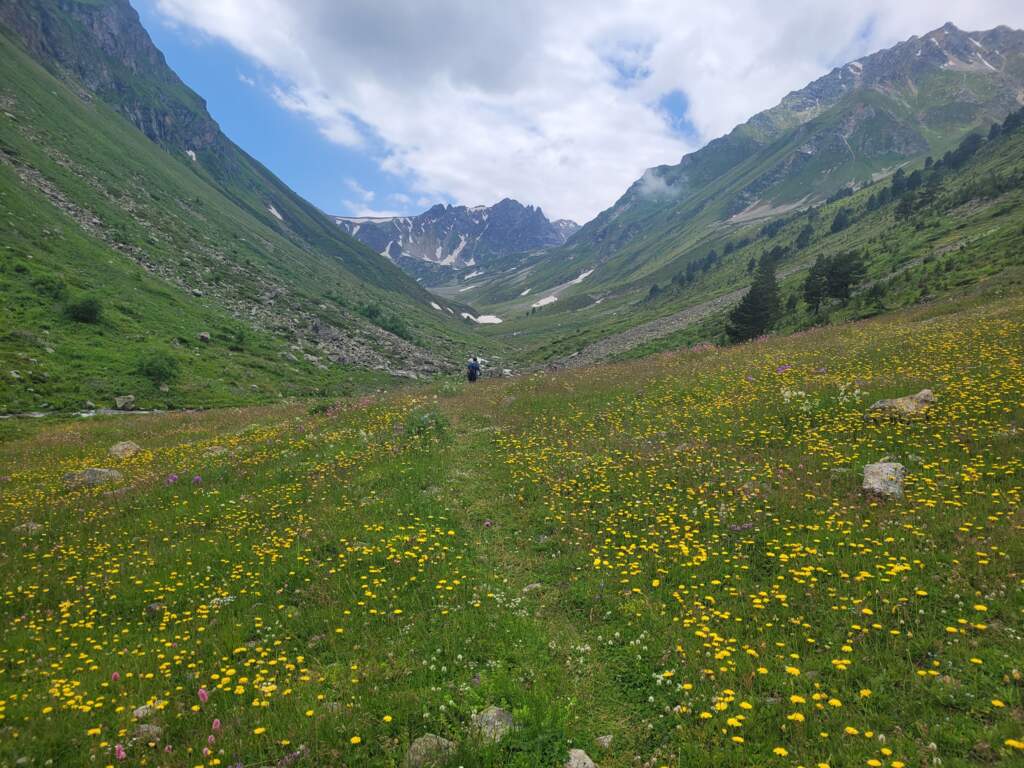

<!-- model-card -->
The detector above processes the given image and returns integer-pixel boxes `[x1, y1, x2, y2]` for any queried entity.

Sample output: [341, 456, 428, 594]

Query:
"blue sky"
[137, 0, 1024, 224]
[135, 1, 432, 217]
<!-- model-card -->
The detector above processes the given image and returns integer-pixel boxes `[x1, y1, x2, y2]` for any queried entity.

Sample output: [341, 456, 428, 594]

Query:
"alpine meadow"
[0, 2, 1022, 768]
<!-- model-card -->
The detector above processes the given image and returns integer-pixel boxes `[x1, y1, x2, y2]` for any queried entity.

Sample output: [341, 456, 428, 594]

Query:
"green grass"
[1, 288, 1021, 767]
[0, 15, 488, 412]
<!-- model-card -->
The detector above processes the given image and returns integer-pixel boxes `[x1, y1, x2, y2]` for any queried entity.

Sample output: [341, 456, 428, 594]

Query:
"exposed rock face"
[471, 706, 514, 742]
[63, 467, 123, 488]
[114, 395, 135, 410]
[403, 734, 455, 767]
[862, 461, 907, 499]
[336, 198, 578, 278]
[869, 389, 935, 416]
[565, 748, 597, 768]
[109, 441, 141, 458]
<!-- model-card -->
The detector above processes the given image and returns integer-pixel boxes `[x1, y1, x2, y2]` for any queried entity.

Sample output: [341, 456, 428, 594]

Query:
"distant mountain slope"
[0, 0, 485, 412]
[336, 198, 577, 285]
[470, 23, 1024, 308]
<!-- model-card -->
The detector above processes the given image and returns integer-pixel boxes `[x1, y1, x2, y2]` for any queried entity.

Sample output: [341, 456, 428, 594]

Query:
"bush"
[137, 348, 180, 385]
[66, 295, 102, 323]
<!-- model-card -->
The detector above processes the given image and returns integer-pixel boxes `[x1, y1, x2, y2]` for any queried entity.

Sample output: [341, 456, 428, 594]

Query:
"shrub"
[65, 296, 103, 323]
[137, 348, 180, 385]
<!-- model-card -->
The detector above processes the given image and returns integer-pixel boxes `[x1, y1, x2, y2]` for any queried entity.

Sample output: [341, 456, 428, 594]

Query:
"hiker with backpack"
[467, 356, 481, 382]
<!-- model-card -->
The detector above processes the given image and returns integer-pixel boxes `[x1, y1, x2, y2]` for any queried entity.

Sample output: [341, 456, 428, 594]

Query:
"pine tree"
[727, 257, 780, 342]
[803, 255, 829, 313]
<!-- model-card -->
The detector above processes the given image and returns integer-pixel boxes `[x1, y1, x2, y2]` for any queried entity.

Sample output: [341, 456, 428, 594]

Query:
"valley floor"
[0, 291, 1022, 767]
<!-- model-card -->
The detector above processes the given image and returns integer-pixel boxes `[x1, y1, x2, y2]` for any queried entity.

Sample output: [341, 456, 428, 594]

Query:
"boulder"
[114, 395, 136, 410]
[109, 441, 141, 459]
[566, 748, 596, 768]
[203, 445, 228, 457]
[132, 705, 154, 720]
[404, 734, 455, 767]
[869, 389, 934, 416]
[471, 706, 514, 742]
[133, 723, 163, 742]
[63, 467, 123, 489]
[862, 461, 906, 499]
[197, 331, 211, 343]
[595, 735, 613, 750]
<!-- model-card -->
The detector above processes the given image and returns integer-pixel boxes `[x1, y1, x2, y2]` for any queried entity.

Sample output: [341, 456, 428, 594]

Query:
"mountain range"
[2, 1, 1024, 412]
[458, 22, 1024, 312]
[336, 199, 577, 286]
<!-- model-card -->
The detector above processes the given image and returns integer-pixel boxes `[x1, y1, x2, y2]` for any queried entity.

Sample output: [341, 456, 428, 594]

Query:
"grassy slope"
[0, 29, 485, 412]
[0, 287, 1020, 767]
[463, 118, 1024, 365]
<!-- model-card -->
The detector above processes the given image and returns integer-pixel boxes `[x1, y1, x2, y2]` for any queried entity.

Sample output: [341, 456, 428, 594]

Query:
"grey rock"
[14, 521, 43, 535]
[472, 705, 514, 742]
[63, 467, 123, 489]
[404, 733, 455, 767]
[84, 401, 96, 410]
[109, 441, 141, 458]
[862, 461, 906, 499]
[197, 331, 211, 343]
[134, 723, 163, 742]
[595, 735, 613, 750]
[114, 395, 135, 410]
[565, 748, 596, 768]
[144, 602, 166, 616]
[132, 705, 153, 720]
[869, 389, 935, 416]
[522, 583, 542, 593]
[9, 370, 20, 380]
[203, 445, 228, 457]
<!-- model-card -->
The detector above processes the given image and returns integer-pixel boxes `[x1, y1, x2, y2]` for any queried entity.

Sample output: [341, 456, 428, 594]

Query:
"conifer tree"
[727, 256, 780, 342]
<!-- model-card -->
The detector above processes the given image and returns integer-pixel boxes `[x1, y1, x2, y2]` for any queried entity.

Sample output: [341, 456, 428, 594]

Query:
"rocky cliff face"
[0, 0, 220, 151]
[336, 198, 578, 273]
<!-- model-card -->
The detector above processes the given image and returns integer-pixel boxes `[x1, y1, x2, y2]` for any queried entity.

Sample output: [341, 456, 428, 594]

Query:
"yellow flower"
[253, 726, 266, 735]
[350, 735, 362, 745]
[1004, 739, 1024, 750]
[991, 699, 1005, 708]
[773, 747, 788, 756]
[383, 715, 393, 723]
[785, 666, 801, 676]
[859, 689, 872, 698]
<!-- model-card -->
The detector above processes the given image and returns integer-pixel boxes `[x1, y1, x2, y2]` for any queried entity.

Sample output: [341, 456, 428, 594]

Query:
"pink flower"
[198, 687, 209, 704]
[111, 671, 120, 682]
[212, 718, 222, 732]
[115, 744, 126, 761]
[208, 734, 216, 746]
[164, 744, 173, 753]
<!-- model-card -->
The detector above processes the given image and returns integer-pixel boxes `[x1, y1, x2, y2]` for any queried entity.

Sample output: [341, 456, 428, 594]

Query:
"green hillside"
[454, 98, 1024, 367]
[1, 286, 1020, 767]
[0, 1, 489, 414]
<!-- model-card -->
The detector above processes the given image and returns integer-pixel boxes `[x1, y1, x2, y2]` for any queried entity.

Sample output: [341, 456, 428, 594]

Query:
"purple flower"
[166, 473, 179, 485]
[192, 475, 202, 485]
[775, 364, 792, 374]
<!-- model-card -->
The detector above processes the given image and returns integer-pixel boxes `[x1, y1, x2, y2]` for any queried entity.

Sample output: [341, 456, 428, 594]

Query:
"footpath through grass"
[0, 292, 1022, 768]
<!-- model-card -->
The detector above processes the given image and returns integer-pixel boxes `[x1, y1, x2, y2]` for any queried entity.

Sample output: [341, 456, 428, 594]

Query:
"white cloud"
[153, 0, 1024, 223]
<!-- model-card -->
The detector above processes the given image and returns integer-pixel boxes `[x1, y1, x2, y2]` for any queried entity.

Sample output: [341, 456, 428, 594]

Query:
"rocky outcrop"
[862, 461, 906, 499]
[109, 441, 141, 458]
[869, 389, 935, 416]
[63, 467, 123, 489]
[403, 734, 455, 767]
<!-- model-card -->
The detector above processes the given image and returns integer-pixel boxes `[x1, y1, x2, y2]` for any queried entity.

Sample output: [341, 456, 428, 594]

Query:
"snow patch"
[532, 295, 558, 308]
[459, 312, 503, 324]
[977, 53, 997, 71]
[568, 269, 594, 286]
[464, 269, 484, 279]
[267, 204, 283, 221]
[520, 288, 531, 296]
[430, 301, 442, 311]
[185, 149, 197, 162]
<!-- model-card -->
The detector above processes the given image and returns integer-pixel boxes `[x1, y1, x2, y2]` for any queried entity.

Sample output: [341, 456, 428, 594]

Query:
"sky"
[135, 0, 1024, 225]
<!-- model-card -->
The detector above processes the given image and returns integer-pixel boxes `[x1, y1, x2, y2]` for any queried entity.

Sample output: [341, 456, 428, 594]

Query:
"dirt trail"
[551, 261, 810, 369]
